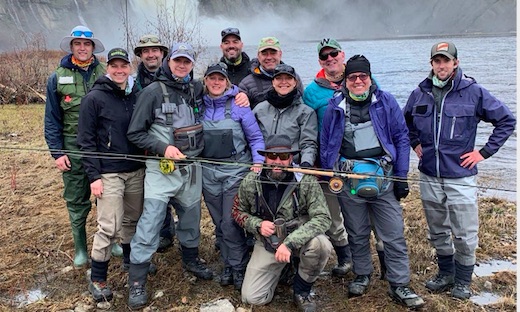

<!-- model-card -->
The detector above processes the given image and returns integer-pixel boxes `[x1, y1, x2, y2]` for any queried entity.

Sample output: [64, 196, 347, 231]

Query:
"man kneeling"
[232, 134, 332, 312]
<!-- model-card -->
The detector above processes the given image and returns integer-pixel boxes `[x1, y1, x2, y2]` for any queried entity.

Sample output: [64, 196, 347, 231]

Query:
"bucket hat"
[258, 134, 300, 156]
[59, 25, 104, 53]
[134, 34, 169, 57]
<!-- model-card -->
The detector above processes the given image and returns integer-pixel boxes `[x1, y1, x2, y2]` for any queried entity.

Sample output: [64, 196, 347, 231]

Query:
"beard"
[266, 169, 287, 181]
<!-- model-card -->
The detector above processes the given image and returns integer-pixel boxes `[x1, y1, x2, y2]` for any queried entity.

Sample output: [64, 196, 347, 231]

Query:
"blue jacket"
[303, 68, 341, 132]
[320, 87, 410, 178]
[403, 68, 516, 178]
[202, 85, 265, 163]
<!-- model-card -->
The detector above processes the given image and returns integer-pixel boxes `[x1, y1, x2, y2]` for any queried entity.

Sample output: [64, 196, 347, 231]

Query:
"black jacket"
[77, 76, 144, 183]
[220, 52, 251, 85]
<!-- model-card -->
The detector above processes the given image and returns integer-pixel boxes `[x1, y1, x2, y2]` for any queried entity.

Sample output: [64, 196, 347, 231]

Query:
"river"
[198, 35, 517, 201]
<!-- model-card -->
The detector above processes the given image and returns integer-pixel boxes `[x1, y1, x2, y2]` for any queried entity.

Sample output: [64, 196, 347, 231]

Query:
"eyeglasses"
[346, 73, 370, 82]
[139, 36, 161, 44]
[71, 30, 93, 38]
[319, 49, 340, 61]
[221, 28, 240, 37]
[265, 152, 291, 161]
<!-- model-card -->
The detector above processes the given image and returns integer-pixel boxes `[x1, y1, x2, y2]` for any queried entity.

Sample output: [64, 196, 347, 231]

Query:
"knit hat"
[345, 54, 371, 76]
[258, 37, 281, 52]
[60, 25, 104, 53]
[134, 34, 168, 57]
[431, 41, 457, 60]
[107, 48, 130, 63]
[169, 42, 195, 62]
[317, 38, 342, 53]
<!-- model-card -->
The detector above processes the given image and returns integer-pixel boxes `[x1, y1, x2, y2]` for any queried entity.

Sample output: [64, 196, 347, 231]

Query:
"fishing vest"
[56, 64, 105, 137]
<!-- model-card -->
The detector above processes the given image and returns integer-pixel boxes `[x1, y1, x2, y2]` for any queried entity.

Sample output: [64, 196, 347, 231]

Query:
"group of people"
[44, 25, 516, 311]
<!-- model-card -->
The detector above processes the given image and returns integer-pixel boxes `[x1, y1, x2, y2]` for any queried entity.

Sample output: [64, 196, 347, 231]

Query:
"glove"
[393, 181, 409, 201]
[299, 162, 312, 168]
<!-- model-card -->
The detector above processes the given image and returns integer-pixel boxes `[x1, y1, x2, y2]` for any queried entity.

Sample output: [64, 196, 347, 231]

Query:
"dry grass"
[0, 105, 516, 311]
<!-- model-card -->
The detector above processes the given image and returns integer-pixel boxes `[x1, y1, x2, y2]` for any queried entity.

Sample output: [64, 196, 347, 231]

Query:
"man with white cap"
[44, 25, 122, 268]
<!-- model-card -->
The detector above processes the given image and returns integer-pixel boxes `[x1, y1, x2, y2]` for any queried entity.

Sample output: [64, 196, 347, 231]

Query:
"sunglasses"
[139, 36, 161, 44]
[265, 152, 291, 161]
[221, 27, 240, 37]
[346, 73, 370, 82]
[319, 49, 340, 61]
[71, 30, 93, 38]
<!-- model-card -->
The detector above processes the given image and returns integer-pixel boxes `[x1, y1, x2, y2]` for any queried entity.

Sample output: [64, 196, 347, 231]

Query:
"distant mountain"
[0, 0, 515, 52]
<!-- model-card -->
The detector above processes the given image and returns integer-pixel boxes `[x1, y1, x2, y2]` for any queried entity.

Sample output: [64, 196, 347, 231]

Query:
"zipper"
[449, 116, 456, 139]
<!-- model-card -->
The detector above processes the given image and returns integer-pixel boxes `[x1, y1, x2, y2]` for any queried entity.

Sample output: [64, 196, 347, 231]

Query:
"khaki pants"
[91, 168, 144, 262]
[241, 234, 332, 306]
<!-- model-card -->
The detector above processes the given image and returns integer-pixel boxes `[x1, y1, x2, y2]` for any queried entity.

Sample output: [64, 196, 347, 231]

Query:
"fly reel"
[328, 177, 344, 194]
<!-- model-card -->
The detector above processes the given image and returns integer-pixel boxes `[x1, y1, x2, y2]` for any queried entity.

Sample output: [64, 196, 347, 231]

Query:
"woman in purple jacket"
[200, 62, 265, 291]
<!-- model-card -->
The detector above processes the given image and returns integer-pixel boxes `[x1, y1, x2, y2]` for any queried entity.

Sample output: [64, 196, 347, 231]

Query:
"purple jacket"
[320, 87, 410, 178]
[403, 68, 516, 178]
[203, 85, 265, 163]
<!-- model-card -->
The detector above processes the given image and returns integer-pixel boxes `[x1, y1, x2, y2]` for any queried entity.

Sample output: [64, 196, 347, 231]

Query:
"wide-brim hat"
[257, 134, 300, 156]
[59, 25, 104, 53]
[134, 34, 169, 57]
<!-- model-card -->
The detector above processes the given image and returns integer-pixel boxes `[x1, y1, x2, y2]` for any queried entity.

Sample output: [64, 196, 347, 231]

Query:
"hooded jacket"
[77, 75, 144, 183]
[403, 67, 516, 178]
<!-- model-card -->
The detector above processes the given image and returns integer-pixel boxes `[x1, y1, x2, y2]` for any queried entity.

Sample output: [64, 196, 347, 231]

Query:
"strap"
[159, 82, 170, 103]
[225, 97, 232, 119]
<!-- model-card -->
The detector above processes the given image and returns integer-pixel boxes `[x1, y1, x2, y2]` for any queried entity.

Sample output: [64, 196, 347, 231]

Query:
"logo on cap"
[436, 42, 449, 52]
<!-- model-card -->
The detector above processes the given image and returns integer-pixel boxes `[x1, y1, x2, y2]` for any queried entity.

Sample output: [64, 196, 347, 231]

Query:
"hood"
[91, 75, 137, 96]
[419, 67, 476, 93]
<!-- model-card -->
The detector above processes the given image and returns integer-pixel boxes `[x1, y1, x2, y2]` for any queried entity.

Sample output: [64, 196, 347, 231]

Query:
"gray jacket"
[253, 97, 318, 166]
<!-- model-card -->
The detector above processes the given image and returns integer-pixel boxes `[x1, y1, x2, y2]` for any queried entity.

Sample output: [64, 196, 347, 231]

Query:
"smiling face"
[70, 38, 94, 61]
[220, 35, 243, 62]
[272, 73, 297, 96]
[345, 72, 372, 96]
[140, 47, 164, 72]
[169, 57, 194, 78]
[258, 49, 282, 71]
[431, 55, 459, 81]
[204, 73, 229, 97]
[107, 59, 131, 89]
[265, 151, 293, 180]
[318, 47, 345, 78]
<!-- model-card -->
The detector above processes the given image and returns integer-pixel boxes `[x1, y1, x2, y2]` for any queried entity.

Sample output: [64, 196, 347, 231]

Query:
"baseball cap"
[273, 64, 296, 79]
[431, 41, 457, 60]
[169, 42, 195, 62]
[204, 62, 229, 78]
[258, 37, 281, 52]
[317, 38, 342, 53]
[107, 48, 130, 63]
[221, 27, 241, 41]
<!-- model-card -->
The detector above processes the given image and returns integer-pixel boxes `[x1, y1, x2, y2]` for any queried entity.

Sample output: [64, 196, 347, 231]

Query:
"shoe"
[128, 282, 147, 309]
[425, 274, 455, 292]
[122, 262, 157, 275]
[348, 275, 371, 297]
[157, 237, 173, 253]
[331, 261, 352, 277]
[183, 258, 214, 280]
[111, 243, 123, 257]
[451, 282, 471, 300]
[293, 292, 316, 312]
[388, 285, 425, 309]
[88, 281, 113, 302]
[233, 269, 245, 291]
[220, 267, 233, 286]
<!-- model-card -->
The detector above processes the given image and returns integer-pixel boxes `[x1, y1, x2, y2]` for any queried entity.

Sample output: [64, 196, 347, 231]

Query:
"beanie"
[345, 54, 371, 77]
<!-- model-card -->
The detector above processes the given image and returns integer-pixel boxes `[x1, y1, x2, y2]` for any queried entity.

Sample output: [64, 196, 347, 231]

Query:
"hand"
[250, 163, 262, 173]
[55, 155, 71, 171]
[164, 145, 186, 160]
[393, 181, 409, 201]
[259, 220, 275, 237]
[90, 179, 103, 199]
[413, 144, 423, 159]
[275, 243, 292, 263]
[235, 92, 250, 107]
[460, 150, 484, 170]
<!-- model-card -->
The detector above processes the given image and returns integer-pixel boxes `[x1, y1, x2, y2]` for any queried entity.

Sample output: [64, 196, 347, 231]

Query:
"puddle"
[14, 288, 47, 308]
[474, 259, 516, 277]
[471, 291, 502, 305]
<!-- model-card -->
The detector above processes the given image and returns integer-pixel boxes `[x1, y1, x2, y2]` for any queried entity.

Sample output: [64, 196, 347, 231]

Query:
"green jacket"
[232, 171, 331, 251]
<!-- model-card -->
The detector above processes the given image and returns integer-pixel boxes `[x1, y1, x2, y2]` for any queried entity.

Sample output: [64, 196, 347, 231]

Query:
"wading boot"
[425, 254, 455, 292]
[72, 226, 88, 268]
[232, 268, 245, 291]
[181, 246, 214, 280]
[331, 245, 352, 277]
[220, 267, 233, 286]
[121, 243, 157, 275]
[293, 273, 316, 312]
[388, 285, 425, 309]
[451, 261, 474, 299]
[127, 262, 150, 309]
[348, 274, 371, 297]
[89, 259, 113, 302]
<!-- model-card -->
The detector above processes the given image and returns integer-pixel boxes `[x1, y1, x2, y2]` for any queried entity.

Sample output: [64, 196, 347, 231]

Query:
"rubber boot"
[377, 250, 387, 280]
[128, 262, 150, 309]
[71, 225, 88, 268]
[111, 243, 123, 257]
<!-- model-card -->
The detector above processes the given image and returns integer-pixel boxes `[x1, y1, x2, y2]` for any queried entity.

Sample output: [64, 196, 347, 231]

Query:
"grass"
[0, 104, 516, 311]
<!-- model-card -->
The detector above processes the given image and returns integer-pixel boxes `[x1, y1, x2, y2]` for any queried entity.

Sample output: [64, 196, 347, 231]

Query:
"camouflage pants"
[241, 234, 332, 305]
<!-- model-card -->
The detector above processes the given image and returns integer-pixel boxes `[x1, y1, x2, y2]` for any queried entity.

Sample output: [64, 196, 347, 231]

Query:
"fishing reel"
[159, 159, 175, 174]
[328, 177, 344, 194]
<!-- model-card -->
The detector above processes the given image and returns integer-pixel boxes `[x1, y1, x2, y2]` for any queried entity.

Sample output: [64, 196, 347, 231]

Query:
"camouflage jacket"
[232, 171, 331, 251]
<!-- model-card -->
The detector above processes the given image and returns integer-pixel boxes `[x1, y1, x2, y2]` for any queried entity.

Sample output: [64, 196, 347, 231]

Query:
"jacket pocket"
[443, 104, 475, 144]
